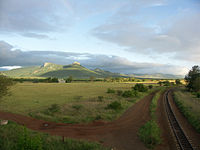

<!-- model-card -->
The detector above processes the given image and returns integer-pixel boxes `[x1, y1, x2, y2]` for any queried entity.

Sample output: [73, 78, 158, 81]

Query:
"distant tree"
[175, 79, 181, 85]
[0, 75, 14, 100]
[185, 65, 200, 91]
[51, 77, 58, 83]
[148, 85, 153, 89]
[66, 76, 73, 83]
[158, 81, 162, 86]
[163, 80, 170, 86]
[132, 84, 148, 92]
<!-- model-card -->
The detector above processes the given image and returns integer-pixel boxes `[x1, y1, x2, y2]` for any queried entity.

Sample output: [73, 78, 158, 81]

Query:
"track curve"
[164, 90, 194, 150]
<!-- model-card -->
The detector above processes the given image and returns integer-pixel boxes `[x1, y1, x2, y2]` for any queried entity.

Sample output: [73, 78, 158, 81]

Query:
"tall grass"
[138, 89, 164, 149]
[173, 92, 200, 133]
[0, 121, 108, 150]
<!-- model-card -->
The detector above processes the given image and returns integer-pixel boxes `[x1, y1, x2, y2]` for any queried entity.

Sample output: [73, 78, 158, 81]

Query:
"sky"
[0, 0, 200, 75]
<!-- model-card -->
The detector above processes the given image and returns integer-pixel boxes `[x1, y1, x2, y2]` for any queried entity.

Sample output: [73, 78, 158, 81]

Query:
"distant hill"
[2, 62, 127, 79]
[133, 73, 184, 79]
[1, 62, 183, 79]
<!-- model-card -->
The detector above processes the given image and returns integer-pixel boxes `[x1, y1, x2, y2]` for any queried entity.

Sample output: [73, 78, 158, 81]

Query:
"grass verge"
[0, 121, 108, 150]
[173, 90, 200, 133]
[138, 88, 164, 149]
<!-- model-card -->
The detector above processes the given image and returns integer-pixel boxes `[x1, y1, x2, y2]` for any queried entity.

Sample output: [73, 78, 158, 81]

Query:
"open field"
[0, 91, 157, 150]
[0, 82, 157, 123]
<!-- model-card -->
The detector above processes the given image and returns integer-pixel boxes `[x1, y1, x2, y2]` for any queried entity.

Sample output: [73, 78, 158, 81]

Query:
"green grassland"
[0, 82, 157, 123]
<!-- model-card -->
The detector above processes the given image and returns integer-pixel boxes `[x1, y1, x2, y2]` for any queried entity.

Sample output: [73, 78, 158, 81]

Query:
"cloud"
[0, 41, 188, 75]
[0, 66, 21, 71]
[92, 4, 200, 63]
[21, 33, 50, 39]
[0, 0, 70, 38]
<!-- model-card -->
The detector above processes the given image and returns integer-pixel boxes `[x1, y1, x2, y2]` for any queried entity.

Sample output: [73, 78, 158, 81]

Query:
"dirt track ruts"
[0, 92, 157, 150]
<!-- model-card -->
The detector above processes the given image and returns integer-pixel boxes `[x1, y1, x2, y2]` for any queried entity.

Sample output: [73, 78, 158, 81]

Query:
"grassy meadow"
[174, 87, 200, 117]
[173, 87, 200, 132]
[0, 82, 157, 123]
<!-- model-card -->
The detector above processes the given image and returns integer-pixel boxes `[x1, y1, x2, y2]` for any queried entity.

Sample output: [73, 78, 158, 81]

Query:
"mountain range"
[0, 62, 183, 79]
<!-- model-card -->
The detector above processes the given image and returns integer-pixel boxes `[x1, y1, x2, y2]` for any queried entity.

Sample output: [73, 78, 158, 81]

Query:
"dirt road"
[0, 92, 156, 150]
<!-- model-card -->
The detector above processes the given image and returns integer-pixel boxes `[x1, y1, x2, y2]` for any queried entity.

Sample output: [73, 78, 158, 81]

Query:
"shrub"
[175, 79, 181, 85]
[132, 84, 148, 92]
[117, 90, 123, 96]
[106, 101, 122, 110]
[138, 120, 161, 149]
[122, 90, 138, 98]
[72, 104, 83, 110]
[107, 88, 115, 93]
[148, 85, 153, 89]
[17, 127, 42, 150]
[47, 104, 60, 114]
[98, 96, 104, 102]
[163, 81, 170, 86]
[95, 115, 102, 120]
[196, 92, 200, 98]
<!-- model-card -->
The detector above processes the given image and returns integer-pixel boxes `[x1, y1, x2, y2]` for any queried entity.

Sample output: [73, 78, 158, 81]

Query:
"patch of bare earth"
[0, 92, 156, 150]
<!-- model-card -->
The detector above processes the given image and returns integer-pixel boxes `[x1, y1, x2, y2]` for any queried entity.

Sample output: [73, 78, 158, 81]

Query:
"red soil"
[0, 92, 156, 150]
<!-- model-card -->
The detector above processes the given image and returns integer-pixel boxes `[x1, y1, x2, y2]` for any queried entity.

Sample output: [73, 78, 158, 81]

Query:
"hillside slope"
[2, 62, 125, 78]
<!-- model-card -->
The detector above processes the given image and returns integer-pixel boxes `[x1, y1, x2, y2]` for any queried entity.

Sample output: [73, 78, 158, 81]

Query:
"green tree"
[193, 77, 200, 92]
[185, 65, 200, 91]
[163, 80, 170, 86]
[175, 79, 181, 85]
[0, 75, 14, 100]
[158, 81, 162, 86]
[66, 76, 73, 83]
[132, 84, 148, 92]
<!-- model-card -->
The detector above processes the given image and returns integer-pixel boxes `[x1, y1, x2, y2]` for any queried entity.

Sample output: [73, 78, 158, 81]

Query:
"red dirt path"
[0, 92, 156, 150]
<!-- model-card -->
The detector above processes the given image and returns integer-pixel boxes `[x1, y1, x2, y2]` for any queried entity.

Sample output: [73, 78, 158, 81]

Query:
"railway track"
[164, 90, 194, 150]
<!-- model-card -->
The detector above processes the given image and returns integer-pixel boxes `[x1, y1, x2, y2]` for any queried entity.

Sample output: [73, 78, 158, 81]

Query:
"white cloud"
[0, 41, 188, 75]
[0, 0, 70, 38]
[0, 66, 21, 70]
[92, 5, 200, 63]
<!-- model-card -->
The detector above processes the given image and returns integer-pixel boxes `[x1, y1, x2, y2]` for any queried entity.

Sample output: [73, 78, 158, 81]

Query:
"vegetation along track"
[164, 90, 194, 150]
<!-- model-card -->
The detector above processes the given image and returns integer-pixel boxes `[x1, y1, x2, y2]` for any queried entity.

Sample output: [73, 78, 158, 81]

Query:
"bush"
[97, 96, 104, 102]
[132, 84, 148, 92]
[72, 104, 83, 110]
[196, 92, 200, 98]
[148, 85, 153, 89]
[47, 104, 60, 114]
[175, 79, 181, 85]
[107, 88, 115, 93]
[117, 90, 123, 96]
[106, 101, 122, 110]
[122, 90, 138, 98]
[138, 120, 162, 149]
[163, 81, 170, 86]
[17, 127, 42, 150]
